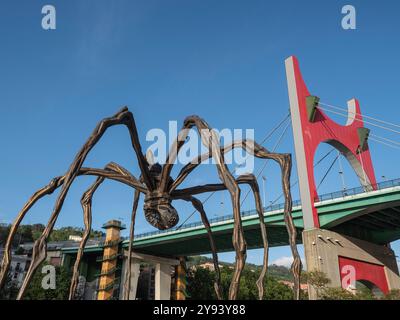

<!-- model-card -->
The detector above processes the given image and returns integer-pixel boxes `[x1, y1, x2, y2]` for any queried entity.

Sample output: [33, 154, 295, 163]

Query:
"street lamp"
[233, 163, 245, 176]
[337, 151, 349, 196]
[262, 176, 267, 207]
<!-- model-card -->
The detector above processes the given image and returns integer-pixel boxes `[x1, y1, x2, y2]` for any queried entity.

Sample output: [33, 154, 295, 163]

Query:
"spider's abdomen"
[143, 193, 179, 230]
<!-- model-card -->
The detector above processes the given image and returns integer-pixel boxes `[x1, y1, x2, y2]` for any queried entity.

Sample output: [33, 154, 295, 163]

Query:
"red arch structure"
[339, 256, 389, 294]
[285, 56, 377, 229]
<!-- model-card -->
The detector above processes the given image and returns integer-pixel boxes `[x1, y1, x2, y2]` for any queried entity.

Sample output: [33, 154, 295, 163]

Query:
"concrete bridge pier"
[303, 229, 400, 299]
[120, 257, 141, 300]
[154, 262, 172, 300]
[120, 251, 180, 300]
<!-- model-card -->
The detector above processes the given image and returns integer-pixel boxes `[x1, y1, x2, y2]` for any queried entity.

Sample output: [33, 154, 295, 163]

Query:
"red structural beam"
[285, 56, 377, 229]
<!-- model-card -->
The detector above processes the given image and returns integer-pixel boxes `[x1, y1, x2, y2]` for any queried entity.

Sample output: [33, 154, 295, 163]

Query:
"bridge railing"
[133, 178, 400, 240]
[316, 178, 400, 202]
[133, 199, 302, 240]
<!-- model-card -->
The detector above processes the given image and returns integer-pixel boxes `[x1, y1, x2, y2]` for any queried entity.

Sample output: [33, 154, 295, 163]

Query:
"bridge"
[130, 178, 400, 255]
[61, 56, 400, 300]
[62, 178, 400, 257]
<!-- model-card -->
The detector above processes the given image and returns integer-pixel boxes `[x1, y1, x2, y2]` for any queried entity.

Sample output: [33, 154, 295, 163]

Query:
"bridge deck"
[62, 179, 400, 257]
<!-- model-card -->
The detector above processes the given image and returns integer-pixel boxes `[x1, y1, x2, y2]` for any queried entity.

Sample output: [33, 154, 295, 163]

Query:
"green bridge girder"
[62, 185, 400, 258]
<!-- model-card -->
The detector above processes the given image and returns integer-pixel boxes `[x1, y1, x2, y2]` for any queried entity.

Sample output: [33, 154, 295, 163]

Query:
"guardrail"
[316, 178, 400, 202]
[132, 178, 400, 240]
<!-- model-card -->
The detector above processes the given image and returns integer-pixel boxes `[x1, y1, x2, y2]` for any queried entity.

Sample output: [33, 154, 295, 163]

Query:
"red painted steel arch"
[285, 56, 377, 228]
[339, 256, 389, 294]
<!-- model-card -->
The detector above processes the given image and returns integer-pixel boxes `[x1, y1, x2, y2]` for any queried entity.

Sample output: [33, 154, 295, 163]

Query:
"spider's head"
[146, 149, 163, 185]
[144, 193, 179, 230]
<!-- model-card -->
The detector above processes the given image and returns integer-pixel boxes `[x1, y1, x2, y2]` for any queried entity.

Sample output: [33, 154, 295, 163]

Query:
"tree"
[268, 264, 293, 280]
[32, 224, 45, 241]
[187, 265, 294, 300]
[0, 223, 105, 247]
[383, 289, 400, 300]
[0, 224, 10, 246]
[23, 263, 71, 300]
[319, 287, 356, 300]
[0, 274, 18, 300]
[187, 267, 216, 300]
[354, 284, 376, 300]
[302, 270, 330, 297]
[48, 226, 105, 241]
[18, 225, 33, 243]
[299, 288, 309, 300]
[303, 270, 382, 300]
[264, 277, 294, 300]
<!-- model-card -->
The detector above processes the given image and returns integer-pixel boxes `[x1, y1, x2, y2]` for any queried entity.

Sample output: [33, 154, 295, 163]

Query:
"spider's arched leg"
[15, 107, 152, 300]
[69, 176, 104, 300]
[123, 189, 140, 300]
[176, 195, 223, 300]
[276, 153, 302, 300]
[172, 139, 302, 300]
[70, 162, 143, 300]
[173, 173, 268, 300]
[0, 164, 145, 295]
[236, 174, 268, 300]
[238, 141, 302, 300]
[0, 176, 64, 290]
[165, 116, 246, 300]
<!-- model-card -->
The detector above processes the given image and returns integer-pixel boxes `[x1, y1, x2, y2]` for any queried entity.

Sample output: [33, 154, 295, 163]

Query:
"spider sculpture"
[0, 107, 302, 300]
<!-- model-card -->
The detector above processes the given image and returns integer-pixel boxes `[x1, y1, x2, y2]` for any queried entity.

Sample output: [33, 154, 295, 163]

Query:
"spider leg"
[236, 175, 268, 300]
[123, 189, 140, 300]
[0, 165, 145, 295]
[72, 163, 143, 301]
[236, 145, 301, 300]
[173, 174, 268, 300]
[277, 153, 302, 300]
[172, 138, 302, 300]
[176, 195, 223, 300]
[69, 176, 104, 300]
[15, 107, 152, 299]
[70, 163, 144, 300]
[0, 163, 145, 295]
[0, 176, 64, 291]
[165, 116, 246, 300]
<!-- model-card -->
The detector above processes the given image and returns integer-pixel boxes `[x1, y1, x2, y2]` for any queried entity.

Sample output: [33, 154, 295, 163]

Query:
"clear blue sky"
[1, 0, 400, 267]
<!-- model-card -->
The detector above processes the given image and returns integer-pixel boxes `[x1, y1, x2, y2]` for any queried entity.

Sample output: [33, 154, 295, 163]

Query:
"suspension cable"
[175, 113, 291, 230]
[370, 133, 400, 146]
[259, 113, 291, 145]
[319, 102, 400, 130]
[239, 119, 292, 206]
[231, 113, 291, 173]
[318, 103, 400, 150]
[267, 148, 336, 207]
[318, 106, 400, 135]
[316, 154, 340, 190]
[369, 136, 400, 150]
[337, 151, 347, 192]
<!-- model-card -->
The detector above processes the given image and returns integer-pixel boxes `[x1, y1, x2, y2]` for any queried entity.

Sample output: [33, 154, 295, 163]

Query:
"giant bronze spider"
[0, 107, 302, 300]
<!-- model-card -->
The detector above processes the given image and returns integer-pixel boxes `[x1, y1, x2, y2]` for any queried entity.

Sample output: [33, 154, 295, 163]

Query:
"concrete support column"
[155, 263, 172, 300]
[303, 228, 400, 299]
[122, 251, 178, 300]
[120, 258, 140, 300]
